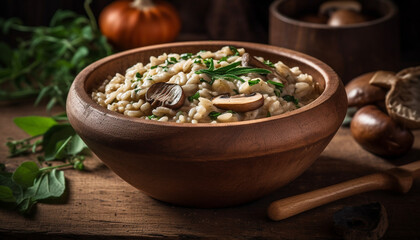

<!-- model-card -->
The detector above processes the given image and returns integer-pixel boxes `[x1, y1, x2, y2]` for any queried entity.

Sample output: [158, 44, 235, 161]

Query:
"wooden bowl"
[269, 0, 400, 84]
[66, 41, 347, 207]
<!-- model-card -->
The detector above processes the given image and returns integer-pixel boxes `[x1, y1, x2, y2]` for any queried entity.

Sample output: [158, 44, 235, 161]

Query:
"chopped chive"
[194, 59, 202, 64]
[267, 80, 284, 89]
[188, 92, 200, 102]
[282, 95, 299, 107]
[208, 111, 222, 120]
[147, 114, 159, 120]
[248, 79, 261, 86]
[151, 65, 158, 69]
[229, 46, 239, 56]
[180, 53, 193, 60]
[136, 72, 142, 78]
[264, 60, 275, 68]
[218, 56, 228, 63]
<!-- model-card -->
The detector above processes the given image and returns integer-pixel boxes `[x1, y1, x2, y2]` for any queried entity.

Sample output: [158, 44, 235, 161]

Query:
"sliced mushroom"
[212, 92, 264, 112]
[241, 53, 291, 85]
[328, 9, 367, 26]
[370, 67, 420, 129]
[145, 82, 185, 109]
[320, 0, 362, 16]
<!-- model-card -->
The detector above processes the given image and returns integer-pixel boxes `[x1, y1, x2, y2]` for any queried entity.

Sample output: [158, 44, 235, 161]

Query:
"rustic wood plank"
[0, 102, 419, 239]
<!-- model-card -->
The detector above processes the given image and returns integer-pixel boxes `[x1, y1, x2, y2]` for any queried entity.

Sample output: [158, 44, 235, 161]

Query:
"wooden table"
[1, 103, 419, 240]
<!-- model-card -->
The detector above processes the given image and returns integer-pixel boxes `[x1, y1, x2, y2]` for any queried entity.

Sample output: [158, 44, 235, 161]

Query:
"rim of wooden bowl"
[70, 40, 341, 128]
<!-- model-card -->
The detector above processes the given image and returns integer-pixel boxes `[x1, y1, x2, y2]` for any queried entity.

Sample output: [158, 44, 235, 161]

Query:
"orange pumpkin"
[99, 0, 181, 50]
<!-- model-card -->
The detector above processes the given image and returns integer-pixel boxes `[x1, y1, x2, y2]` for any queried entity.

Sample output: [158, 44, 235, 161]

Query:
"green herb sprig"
[0, 0, 112, 111]
[195, 59, 271, 85]
[1, 114, 88, 214]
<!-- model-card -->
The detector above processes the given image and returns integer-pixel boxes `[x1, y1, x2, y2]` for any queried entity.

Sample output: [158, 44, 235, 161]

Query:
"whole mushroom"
[345, 71, 388, 108]
[350, 105, 414, 157]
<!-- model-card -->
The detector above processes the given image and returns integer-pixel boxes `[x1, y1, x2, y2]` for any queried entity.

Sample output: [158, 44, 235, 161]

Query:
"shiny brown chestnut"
[345, 72, 387, 108]
[350, 105, 414, 157]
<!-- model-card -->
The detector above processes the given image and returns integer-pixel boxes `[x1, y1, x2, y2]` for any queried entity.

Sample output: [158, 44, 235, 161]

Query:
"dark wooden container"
[269, 0, 400, 84]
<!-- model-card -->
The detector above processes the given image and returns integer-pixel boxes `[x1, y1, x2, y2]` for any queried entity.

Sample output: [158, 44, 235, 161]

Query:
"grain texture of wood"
[1, 103, 420, 239]
[268, 161, 420, 221]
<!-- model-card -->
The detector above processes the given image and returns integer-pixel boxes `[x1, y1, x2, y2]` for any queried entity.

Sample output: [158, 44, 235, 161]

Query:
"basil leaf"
[248, 79, 261, 86]
[27, 169, 65, 201]
[53, 136, 73, 160]
[43, 124, 76, 161]
[67, 134, 87, 156]
[12, 161, 40, 188]
[0, 186, 16, 203]
[13, 116, 57, 136]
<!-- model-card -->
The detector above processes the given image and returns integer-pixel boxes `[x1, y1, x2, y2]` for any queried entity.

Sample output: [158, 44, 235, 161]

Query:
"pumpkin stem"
[131, 0, 155, 9]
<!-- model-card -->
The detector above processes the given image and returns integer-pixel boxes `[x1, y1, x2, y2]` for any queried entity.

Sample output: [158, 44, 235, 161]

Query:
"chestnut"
[350, 105, 414, 157]
[345, 72, 387, 108]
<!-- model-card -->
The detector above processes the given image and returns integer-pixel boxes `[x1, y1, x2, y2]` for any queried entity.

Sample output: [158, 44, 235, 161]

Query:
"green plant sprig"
[1, 114, 88, 215]
[195, 59, 272, 85]
[0, 0, 112, 111]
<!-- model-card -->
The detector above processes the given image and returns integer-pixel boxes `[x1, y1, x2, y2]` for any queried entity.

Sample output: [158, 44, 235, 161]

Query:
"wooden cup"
[269, 0, 400, 84]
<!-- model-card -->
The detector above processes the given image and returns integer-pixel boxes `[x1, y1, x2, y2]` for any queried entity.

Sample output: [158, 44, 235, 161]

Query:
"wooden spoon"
[268, 160, 420, 221]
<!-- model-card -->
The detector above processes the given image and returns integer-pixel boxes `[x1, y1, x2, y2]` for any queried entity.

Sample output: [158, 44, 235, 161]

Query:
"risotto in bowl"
[67, 41, 347, 207]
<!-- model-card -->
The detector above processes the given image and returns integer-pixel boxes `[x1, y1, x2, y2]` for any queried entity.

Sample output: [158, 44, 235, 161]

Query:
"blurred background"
[1, 0, 419, 68]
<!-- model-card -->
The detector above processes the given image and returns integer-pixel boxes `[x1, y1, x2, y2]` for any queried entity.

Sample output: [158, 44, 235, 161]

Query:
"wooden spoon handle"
[267, 173, 394, 221]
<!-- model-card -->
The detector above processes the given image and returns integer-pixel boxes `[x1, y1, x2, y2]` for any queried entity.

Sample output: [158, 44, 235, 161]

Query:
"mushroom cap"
[212, 92, 264, 112]
[350, 105, 414, 157]
[328, 9, 367, 26]
[320, 0, 362, 15]
[386, 66, 420, 129]
[345, 72, 387, 108]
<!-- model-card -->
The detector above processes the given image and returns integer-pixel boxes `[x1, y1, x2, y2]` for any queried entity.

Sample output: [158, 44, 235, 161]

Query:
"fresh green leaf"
[67, 134, 87, 156]
[188, 92, 200, 102]
[53, 136, 73, 160]
[248, 79, 261, 86]
[12, 161, 40, 188]
[0, 186, 16, 203]
[43, 124, 75, 161]
[13, 116, 57, 136]
[27, 169, 65, 201]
